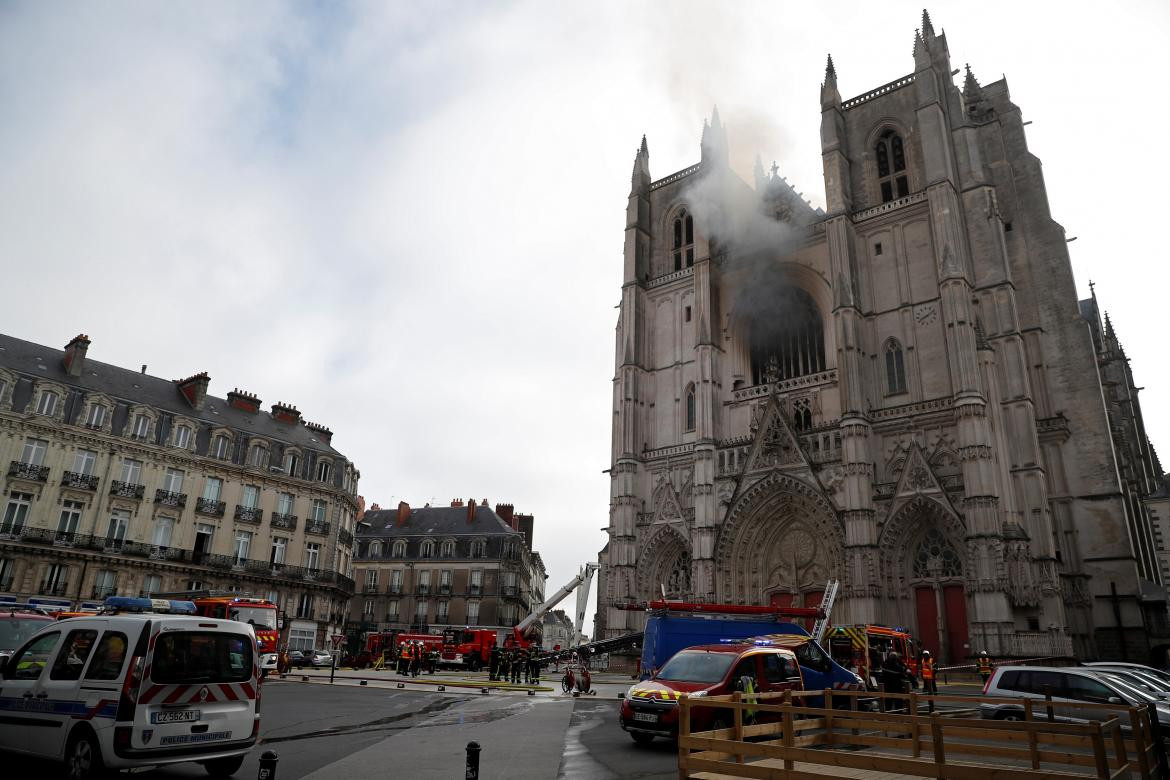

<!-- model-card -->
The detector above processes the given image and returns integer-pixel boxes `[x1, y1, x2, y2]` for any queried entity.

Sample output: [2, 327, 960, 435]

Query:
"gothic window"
[672, 209, 695, 271]
[684, 384, 696, 432]
[912, 528, 963, 579]
[664, 550, 692, 598]
[885, 339, 907, 395]
[875, 130, 909, 203]
[792, 398, 812, 432]
[749, 287, 826, 385]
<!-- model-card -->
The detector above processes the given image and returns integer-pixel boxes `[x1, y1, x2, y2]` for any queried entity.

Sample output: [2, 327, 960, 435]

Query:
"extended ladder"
[810, 579, 839, 642]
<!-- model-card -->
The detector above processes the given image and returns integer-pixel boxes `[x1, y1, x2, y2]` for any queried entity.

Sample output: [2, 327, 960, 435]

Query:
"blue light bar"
[104, 596, 197, 615]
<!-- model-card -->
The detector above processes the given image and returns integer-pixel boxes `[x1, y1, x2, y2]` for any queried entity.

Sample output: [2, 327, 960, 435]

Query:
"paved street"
[1, 674, 983, 779]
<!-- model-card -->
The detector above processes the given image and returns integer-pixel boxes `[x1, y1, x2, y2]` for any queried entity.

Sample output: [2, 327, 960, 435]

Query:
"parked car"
[979, 665, 1170, 727]
[307, 649, 334, 667]
[1085, 662, 1170, 688]
[620, 643, 803, 744]
[0, 596, 259, 779]
[1085, 667, 1170, 700]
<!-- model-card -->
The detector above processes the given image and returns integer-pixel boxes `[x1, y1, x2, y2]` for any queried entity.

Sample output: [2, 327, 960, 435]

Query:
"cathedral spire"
[820, 54, 840, 109]
[630, 134, 651, 195]
[753, 154, 766, 191]
[913, 28, 929, 69]
[824, 54, 836, 84]
[921, 8, 935, 39]
[700, 105, 729, 168]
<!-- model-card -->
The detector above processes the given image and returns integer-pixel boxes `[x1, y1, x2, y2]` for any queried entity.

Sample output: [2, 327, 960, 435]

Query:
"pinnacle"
[710, 104, 721, 129]
[639, 134, 648, 156]
[913, 28, 923, 57]
[963, 63, 982, 94]
[922, 8, 934, 36]
[825, 53, 836, 81]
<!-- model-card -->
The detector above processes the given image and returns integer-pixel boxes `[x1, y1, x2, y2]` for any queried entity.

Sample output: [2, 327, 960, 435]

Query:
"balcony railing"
[9, 461, 49, 482]
[234, 505, 263, 524]
[271, 513, 298, 531]
[38, 582, 69, 596]
[417, 585, 430, 595]
[62, 471, 99, 490]
[110, 481, 145, 499]
[501, 585, 518, 597]
[364, 584, 380, 594]
[439, 584, 451, 595]
[388, 584, 402, 595]
[154, 489, 187, 508]
[3, 530, 357, 595]
[338, 528, 354, 546]
[193, 497, 225, 518]
[468, 584, 482, 596]
[91, 585, 117, 599]
[305, 521, 330, 536]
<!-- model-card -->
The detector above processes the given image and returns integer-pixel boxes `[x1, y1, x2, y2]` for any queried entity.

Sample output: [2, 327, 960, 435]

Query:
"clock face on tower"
[914, 305, 937, 326]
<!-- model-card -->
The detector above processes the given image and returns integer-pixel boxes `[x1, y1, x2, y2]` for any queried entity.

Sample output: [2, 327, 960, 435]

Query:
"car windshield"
[1099, 673, 1157, 703]
[227, 606, 277, 630]
[657, 651, 736, 683]
[0, 617, 52, 650]
[152, 632, 254, 683]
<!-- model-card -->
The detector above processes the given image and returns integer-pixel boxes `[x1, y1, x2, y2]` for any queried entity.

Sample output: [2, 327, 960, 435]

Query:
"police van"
[0, 597, 260, 779]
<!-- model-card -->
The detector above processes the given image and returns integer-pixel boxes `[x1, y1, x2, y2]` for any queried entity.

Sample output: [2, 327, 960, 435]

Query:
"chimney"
[270, 402, 301, 425]
[227, 388, 261, 414]
[517, 512, 534, 550]
[304, 421, 333, 445]
[451, 498, 464, 507]
[62, 334, 90, 377]
[466, 498, 476, 524]
[495, 503, 515, 527]
[396, 501, 411, 527]
[176, 372, 210, 410]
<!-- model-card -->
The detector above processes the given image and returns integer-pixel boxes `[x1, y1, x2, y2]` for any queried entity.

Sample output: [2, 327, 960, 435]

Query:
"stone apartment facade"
[598, 11, 1168, 663]
[350, 500, 546, 636]
[0, 332, 361, 649]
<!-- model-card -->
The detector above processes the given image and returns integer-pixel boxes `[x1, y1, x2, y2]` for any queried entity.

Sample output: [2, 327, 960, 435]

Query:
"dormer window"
[36, 390, 59, 417]
[369, 541, 382, 557]
[132, 413, 150, 440]
[672, 209, 695, 271]
[85, 403, 106, 429]
[875, 130, 909, 203]
[173, 425, 191, 449]
[470, 539, 487, 558]
[283, 451, 301, 478]
[212, 434, 230, 460]
[440, 539, 455, 557]
[392, 540, 407, 557]
[316, 460, 332, 482]
[249, 442, 269, 468]
[420, 539, 435, 558]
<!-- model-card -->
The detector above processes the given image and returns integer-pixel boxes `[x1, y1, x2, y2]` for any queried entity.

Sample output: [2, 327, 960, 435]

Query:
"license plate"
[633, 712, 658, 723]
[151, 709, 200, 724]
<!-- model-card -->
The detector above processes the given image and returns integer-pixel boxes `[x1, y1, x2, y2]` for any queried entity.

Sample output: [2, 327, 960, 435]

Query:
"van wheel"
[64, 730, 104, 780]
[202, 755, 246, 778]
[631, 731, 655, 745]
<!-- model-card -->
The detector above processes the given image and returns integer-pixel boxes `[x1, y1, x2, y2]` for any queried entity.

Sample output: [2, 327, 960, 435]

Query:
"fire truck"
[826, 624, 919, 688]
[155, 590, 281, 672]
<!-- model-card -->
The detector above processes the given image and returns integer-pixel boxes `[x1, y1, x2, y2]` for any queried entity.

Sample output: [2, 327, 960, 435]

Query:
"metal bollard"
[258, 750, 278, 780]
[465, 741, 481, 780]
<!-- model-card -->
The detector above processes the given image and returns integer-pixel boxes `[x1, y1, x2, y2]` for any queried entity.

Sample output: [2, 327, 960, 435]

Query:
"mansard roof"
[360, 504, 521, 538]
[0, 332, 341, 456]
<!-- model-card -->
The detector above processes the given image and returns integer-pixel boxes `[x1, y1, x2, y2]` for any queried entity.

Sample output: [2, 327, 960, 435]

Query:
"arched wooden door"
[910, 528, 968, 664]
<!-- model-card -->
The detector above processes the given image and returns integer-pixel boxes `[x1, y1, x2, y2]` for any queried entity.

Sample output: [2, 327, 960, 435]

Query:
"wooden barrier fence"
[677, 688, 1164, 780]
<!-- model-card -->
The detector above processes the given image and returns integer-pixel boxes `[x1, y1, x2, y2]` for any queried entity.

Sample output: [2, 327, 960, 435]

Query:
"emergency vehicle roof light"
[103, 596, 197, 615]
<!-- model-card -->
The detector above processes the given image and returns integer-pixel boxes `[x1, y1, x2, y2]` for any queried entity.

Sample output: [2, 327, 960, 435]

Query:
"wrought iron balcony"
[364, 584, 380, 594]
[305, 521, 330, 536]
[154, 489, 187, 508]
[234, 505, 263, 524]
[8, 461, 49, 482]
[270, 512, 297, 531]
[439, 584, 451, 595]
[62, 471, 99, 490]
[417, 585, 430, 595]
[110, 481, 145, 499]
[501, 584, 518, 597]
[196, 498, 226, 517]
[39, 582, 70, 596]
[91, 585, 117, 599]
[468, 584, 482, 596]
[54, 530, 79, 546]
[338, 528, 354, 547]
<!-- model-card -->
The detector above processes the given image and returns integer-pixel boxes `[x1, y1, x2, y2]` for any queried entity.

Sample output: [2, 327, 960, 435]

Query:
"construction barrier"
[677, 688, 1163, 779]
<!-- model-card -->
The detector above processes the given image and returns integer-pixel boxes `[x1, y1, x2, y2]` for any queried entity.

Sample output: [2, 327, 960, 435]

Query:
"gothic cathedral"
[598, 12, 1167, 663]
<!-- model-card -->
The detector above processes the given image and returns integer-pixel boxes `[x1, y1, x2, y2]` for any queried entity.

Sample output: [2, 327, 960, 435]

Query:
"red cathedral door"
[803, 590, 824, 633]
[915, 587, 940, 659]
[769, 592, 797, 609]
[943, 585, 970, 662]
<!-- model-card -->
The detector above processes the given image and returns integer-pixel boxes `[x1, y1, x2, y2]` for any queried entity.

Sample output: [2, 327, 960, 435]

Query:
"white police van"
[0, 597, 260, 779]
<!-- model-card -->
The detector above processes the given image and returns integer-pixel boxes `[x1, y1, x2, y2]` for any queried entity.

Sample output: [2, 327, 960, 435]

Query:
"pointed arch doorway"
[910, 527, 970, 663]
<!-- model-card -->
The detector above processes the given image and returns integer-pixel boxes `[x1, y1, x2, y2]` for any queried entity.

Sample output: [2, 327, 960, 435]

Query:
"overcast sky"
[2, 1, 1167, 633]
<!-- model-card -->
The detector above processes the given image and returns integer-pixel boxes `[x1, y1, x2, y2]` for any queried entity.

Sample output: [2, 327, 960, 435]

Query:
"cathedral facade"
[597, 13, 1167, 663]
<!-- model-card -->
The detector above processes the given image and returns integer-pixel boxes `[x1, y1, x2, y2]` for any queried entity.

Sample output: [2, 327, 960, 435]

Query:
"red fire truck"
[155, 590, 281, 673]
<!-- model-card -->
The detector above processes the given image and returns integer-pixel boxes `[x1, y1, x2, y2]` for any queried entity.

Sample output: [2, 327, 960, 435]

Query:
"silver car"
[979, 665, 1170, 726]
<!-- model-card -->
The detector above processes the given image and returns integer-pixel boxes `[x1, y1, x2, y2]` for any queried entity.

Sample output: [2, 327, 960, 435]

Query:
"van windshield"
[0, 617, 52, 651]
[227, 606, 277, 630]
[152, 632, 253, 683]
[657, 651, 736, 683]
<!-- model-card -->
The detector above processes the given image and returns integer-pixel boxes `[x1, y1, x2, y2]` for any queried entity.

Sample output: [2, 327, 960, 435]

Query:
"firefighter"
[528, 650, 540, 684]
[880, 651, 910, 711]
[427, 646, 439, 675]
[977, 650, 992, 685]
[921, 650, 937, 700]
[396, 642, 409, 676]
[489, 643, 501, 681]
[412, 642, 423, 678]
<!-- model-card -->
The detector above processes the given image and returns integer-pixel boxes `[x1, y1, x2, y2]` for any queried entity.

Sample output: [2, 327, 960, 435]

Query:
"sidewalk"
[300, 695, 574, 779]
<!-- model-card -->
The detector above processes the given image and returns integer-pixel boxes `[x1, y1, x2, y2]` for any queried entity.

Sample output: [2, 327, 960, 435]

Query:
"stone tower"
[598, 11, 1168, 662]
